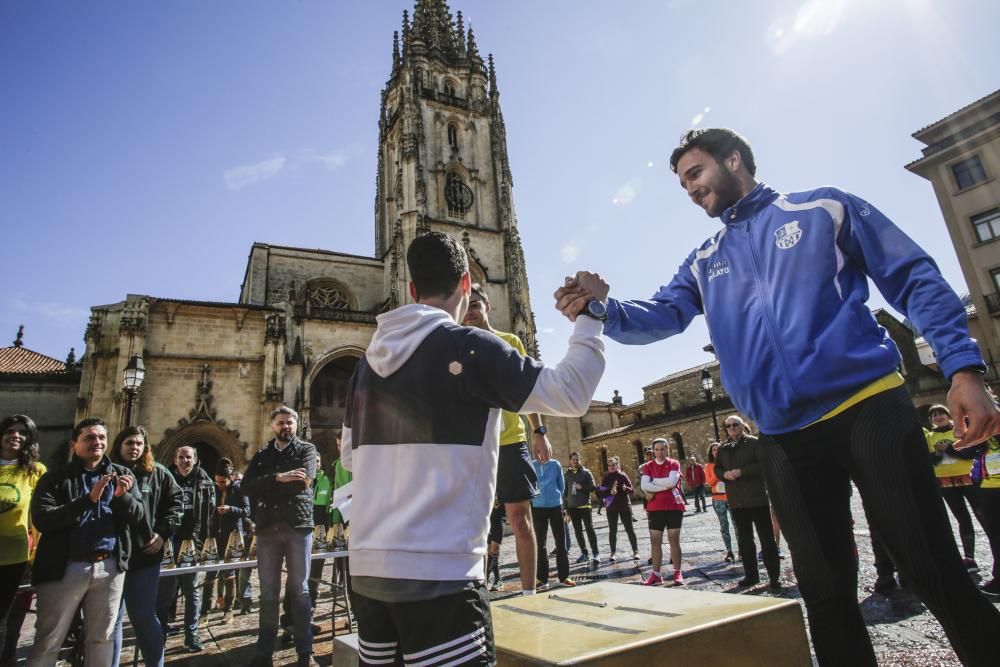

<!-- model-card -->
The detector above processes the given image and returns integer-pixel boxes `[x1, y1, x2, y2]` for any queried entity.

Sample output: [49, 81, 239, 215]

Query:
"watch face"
[587, 300, 607, 319]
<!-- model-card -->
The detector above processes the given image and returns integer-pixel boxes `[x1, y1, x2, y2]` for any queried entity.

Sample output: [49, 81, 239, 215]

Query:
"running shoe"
[560, 578, 577, 587]
[489, 580, 504, 592]
[672, 571, 684, 586]
[981, 578, 1000, 599]
[575, 553, 589, 564]
[642, 572, 663, 586]
[536, 579, 549, 592]
[735, 577, 760, 588]
[963, 557, 979, 572]
[591, 554, 601, 564]
[608, 553, 617, 562]
[724, 551, 735, 563]
[632, 552, 640, 561]
[767, 580, 782, 593]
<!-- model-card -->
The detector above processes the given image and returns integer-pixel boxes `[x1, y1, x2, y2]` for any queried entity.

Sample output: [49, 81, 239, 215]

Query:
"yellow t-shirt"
[493, 330, 530, 446]
[981, 439, 1000, 490]
[0, 461, 46, 565]
[926, 428, 973, 478]
[810, 372, 905, 426]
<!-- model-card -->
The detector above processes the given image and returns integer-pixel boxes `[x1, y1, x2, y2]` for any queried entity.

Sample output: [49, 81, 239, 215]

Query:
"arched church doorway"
[157, 421, 246, 473]
[189, 441, 221, 477]
[309, 353, 361, 467]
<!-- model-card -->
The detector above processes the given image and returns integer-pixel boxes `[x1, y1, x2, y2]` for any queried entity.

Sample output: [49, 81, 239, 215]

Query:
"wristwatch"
[582, 299, 608, 322]
[534, 425, 547, 436]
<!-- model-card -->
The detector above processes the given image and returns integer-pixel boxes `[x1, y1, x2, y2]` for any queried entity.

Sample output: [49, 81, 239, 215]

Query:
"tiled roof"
[912, 89, 1000, 137]
[583, 423, 636, 441]
[643, 360, 719, 390]
[0, 346, 67, 375]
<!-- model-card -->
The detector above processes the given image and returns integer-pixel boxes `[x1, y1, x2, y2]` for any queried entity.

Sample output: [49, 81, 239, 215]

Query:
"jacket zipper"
[744, 222, 799, 400]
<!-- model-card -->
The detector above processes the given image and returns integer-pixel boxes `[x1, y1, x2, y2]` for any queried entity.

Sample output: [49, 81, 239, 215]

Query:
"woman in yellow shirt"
[0, 414, 46, 656]
[926, 404, 985, 571]
[975, 437, 1000, 598]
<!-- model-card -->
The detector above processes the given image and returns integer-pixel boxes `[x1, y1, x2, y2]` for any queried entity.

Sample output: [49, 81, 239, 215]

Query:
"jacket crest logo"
[774, 221, 802, 250]
[448, 361, 463, 376]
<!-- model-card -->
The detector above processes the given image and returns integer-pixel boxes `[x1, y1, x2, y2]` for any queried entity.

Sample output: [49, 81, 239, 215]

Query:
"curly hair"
[0, 414, 41, 474]
[669, 128, 756, 176]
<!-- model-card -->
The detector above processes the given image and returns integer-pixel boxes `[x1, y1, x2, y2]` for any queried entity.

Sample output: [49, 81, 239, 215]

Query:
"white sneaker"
[591, 554, 601, 563]
[609, 553, 617, 561]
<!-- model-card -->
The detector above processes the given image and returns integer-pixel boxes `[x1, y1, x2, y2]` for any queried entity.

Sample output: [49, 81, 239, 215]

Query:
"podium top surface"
[492, 581, 804, 665]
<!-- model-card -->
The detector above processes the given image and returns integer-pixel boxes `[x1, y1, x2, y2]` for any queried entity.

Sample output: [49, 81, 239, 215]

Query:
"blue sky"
[2, 0, 999, 405]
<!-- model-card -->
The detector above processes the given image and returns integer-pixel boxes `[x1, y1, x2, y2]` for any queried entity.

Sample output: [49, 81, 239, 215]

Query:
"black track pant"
[566, 507, 599, 556]
[980, 487, 1000, 579]
[939, 484, 983, 558]
[606, 506, 638, 555]
[760, 386, 1000, 667]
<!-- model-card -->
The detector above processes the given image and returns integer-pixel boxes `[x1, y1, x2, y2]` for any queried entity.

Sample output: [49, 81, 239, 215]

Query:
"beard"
[706, 167, 744, 218]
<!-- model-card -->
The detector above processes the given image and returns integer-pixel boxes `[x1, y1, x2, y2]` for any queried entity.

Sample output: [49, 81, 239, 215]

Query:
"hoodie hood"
[366, 304, 454, 377]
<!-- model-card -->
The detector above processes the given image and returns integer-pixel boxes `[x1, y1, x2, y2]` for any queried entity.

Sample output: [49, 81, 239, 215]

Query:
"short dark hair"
[216, 457, 234, 478]
[0, 414, 41, 473]
[406, 232, 468, 300]
[111, 425, 154, 474]
[669, 128, 756, 176]
[470, 282, 490, 305]
[570, 451, 580, 459]
[270, 405, 298, 421]
[72, 417, 107, 441]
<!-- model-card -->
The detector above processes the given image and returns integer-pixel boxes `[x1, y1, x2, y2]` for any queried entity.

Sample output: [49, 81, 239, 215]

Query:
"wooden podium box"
[493, 581, 810, 666]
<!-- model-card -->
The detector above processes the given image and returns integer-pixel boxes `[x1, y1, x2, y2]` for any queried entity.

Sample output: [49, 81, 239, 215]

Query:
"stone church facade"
[76, 1, 550, 472]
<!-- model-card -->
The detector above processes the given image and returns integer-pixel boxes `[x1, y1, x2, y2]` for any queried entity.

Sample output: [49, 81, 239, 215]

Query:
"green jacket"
[330, 459, 352, 525]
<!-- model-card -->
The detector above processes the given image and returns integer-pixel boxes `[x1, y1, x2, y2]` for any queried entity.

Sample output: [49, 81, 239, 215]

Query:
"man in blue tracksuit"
[555, 128, 1000, 666]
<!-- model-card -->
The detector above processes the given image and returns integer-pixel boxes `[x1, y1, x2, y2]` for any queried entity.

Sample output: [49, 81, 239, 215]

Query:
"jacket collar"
[721, 182, 779, 227]
[268, 436, 300, 453]
[68, 455, 111, 475]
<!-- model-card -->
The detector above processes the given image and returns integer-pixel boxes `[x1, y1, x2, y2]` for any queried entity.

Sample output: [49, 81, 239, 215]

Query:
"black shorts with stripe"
[355, 584, 494, 666]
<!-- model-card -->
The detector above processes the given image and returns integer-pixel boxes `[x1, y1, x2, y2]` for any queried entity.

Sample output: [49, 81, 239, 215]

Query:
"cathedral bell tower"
[375, 0, 538, 355]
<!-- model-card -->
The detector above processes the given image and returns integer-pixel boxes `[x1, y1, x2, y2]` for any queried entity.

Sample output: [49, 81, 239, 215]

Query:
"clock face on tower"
[445, 172, 474, 213]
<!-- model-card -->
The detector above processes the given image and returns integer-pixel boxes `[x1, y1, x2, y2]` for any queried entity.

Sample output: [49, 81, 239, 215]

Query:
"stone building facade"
[0, 326, 81, 465]
[75, 1, 548, 471]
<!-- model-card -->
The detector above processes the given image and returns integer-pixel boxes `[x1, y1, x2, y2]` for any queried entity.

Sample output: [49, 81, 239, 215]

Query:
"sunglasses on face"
[725, 423, 741, 429]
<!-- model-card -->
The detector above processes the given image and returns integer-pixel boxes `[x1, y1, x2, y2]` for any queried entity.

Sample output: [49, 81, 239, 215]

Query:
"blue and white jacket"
[605, 183, 984, 434]
[343, 304, 604, 585]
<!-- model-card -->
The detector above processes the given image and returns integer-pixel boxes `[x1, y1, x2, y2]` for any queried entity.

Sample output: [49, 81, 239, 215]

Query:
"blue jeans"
[155, 571, 203, 638]
[256, 523, 313, 657]
[113, 563, 164, 667]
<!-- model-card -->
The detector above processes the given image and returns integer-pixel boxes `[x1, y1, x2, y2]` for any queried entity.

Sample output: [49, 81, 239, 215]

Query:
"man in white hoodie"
[342, 232, 605, 666]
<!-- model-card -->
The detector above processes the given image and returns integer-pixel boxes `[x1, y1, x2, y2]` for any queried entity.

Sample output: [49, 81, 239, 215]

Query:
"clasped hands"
[553, 271, 609, 321]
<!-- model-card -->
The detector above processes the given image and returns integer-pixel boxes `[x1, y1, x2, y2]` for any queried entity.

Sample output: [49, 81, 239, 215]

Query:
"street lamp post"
[700, 368, 721, 442]
[122, 355, 145, 427]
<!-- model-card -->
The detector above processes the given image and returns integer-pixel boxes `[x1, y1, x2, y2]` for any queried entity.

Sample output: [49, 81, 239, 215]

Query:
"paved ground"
[10, 488, 998, 666]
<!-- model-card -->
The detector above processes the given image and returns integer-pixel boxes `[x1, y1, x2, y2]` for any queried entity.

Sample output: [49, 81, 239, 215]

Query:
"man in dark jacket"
[242, 406, 318, 667]
[564, 452, 601, 563]
[715, 415, 779, 590]
[29, 417, 152, 666]
[155, 445, 215, 652]
[684, 457, 708, 513]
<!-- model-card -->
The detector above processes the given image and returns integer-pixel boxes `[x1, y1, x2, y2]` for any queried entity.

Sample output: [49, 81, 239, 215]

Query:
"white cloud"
[560, 244, 579, 263]
[767, 0, 848, 55]
[542, 327, 555, 335]
[299, 148, 349, 172]
[224, 157, 286, 190]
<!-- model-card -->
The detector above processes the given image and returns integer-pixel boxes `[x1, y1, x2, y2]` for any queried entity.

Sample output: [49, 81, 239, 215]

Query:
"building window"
[600, 448, 609, 473]
[952, 155, 988, 191]
[443, 80, 456, 97]
[447, 123, 459, 150]
[991, 268, 1000, 294]
[972, 208, 1000, 243]
[444, 172, 474, 218]
[662, 392, 671, 413]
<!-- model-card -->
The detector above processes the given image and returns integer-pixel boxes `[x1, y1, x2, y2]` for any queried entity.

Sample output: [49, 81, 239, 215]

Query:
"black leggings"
[532, 506, 569, 582]
[760, 386, 1000, 667]
[566, 507, 599, 555]
[606, 506, 638, 554]
[980, 487, 1000, 579]
[939, 484, 983, 558]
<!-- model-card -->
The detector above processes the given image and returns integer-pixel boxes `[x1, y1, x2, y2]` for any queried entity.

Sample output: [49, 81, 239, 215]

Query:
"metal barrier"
[158, 549, 349, 577]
